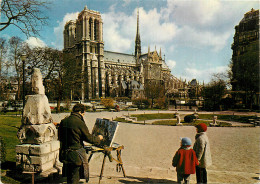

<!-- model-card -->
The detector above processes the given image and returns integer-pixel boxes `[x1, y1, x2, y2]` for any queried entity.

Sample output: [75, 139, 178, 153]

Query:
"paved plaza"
[51, 110, 260, 184]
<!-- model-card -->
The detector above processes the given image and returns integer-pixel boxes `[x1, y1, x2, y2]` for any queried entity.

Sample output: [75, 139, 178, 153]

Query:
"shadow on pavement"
[2, 161, 64, 184]
[118, 175, 177, 183]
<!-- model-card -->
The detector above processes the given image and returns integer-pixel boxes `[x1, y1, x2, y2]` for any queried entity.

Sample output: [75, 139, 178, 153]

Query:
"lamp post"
[21, 54, 27, 114]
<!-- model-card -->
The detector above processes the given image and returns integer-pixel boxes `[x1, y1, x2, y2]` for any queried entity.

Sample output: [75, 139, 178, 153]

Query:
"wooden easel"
[87, 144, 126, 183]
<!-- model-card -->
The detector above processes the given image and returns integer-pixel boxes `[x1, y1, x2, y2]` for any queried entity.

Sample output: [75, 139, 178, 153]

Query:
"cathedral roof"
[140, 53, 170, 70]
[104, 51, 136, 64]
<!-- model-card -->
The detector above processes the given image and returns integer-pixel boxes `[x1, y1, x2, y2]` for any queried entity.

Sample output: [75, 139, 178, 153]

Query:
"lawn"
[198, 114, 256, 123]
[152, 120, 232, 127]
[131, 113, 176, 121]
[0, 116, 21, 162]
[114, 117, 142, 124]
[0, 111, 22, 116]
[130, 113, 255, 123]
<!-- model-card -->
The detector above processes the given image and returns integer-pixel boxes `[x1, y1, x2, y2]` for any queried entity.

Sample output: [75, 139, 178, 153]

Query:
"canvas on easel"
[92, 118, 119, 147]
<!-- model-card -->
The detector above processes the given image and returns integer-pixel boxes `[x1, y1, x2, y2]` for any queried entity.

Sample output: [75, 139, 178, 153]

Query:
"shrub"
[54, 106, 68, 112]
[155, 97, 168, 109]
[184, 114, 196, 123]
[101, 98, 114, 109]
[0, 136, 6, 163]
[85, 105, 91, 110]
[115, 97, 130, 102]
[132, 98, 150, 109]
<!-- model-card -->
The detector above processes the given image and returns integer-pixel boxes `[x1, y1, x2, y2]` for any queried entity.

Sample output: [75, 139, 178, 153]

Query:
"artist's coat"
[193, 132, 212, 168]
[58, 112, 100, 165]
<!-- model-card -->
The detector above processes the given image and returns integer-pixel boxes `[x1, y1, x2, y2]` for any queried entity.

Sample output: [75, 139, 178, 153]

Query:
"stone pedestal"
[16, 141, 60, 172]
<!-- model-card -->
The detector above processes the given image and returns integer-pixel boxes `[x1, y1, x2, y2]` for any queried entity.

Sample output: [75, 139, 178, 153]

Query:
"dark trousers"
[177, 173, 190, 184]
[64, 163, 80, 184]
[196, 166, 207, 184]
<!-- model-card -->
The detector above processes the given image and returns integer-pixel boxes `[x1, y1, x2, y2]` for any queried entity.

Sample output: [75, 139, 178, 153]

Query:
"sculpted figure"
[22, 68, 52, 125]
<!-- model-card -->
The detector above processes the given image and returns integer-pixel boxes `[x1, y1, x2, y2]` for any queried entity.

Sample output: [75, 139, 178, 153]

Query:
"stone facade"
[231, 8, 259, 107]
[16, 68, 60, 173]
[63, 5, 184, 100]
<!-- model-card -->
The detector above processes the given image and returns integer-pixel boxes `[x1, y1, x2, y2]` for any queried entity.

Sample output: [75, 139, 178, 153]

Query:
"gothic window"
[94, 20, 97, 40]
[94, 20, 99, 41]
[89, 18, 92, 39]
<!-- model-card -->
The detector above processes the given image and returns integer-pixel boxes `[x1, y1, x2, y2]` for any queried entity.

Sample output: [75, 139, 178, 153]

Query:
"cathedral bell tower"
[77, 5, 105, 100]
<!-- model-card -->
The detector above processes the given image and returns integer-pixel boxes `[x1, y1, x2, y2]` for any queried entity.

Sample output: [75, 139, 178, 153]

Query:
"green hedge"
[0, 136, 6, 163]
[184, 114, 196, 123]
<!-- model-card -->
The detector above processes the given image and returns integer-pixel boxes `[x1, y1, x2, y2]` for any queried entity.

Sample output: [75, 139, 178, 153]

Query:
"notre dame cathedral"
[63, 5, 185, 100]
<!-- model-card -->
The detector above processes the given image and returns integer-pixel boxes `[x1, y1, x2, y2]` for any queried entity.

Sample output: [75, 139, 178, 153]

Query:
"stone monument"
[16, 68, 60, 174]
[193, 109, 199, 119]
[213, 116, 218, 125]
[175, 111, 182, 126]
[210, 115, 218, 127]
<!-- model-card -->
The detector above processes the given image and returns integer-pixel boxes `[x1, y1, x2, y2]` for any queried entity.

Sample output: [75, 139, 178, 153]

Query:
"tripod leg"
[99, 154, 107, 183]
[117, 150, 126, 177]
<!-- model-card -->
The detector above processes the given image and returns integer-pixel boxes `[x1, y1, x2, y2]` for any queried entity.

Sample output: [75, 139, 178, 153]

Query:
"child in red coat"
[172, 137, 199, 184]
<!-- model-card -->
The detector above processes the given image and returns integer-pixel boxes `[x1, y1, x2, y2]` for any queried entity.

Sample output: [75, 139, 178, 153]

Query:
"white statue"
[213, 116, 218, 125]
[176, 114, 182, 125]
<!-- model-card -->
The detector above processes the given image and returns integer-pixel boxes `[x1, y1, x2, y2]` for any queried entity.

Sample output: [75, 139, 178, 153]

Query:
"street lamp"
[21, 54, 27, 113]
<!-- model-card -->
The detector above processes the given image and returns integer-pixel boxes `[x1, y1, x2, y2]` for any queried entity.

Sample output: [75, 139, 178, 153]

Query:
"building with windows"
[231, 8, 259, 108]
[63, 6, 185, 100]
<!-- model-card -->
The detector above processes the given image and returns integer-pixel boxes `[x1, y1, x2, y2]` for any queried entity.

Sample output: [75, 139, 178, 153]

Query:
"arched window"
[89, 18, 92, 39]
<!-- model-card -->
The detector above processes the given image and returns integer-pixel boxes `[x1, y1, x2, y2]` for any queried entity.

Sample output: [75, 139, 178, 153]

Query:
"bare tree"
[0, 38, 8, 76]
[22, 44, 64, 111]
[0, 0, 49, 37]
[8, 36, 25, 100]
[144, 80, 164, 108]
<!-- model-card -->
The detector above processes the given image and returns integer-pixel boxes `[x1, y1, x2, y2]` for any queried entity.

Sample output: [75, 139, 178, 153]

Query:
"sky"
[1, 0, 259, 83]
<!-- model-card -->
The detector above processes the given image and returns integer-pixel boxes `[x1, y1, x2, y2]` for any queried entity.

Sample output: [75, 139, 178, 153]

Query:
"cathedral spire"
[135, 8, 141, 59]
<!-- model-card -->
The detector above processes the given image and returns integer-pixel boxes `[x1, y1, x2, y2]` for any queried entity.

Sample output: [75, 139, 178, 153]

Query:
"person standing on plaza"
[172, 137, 199, 184]
[58, 103, 103, 184]
[193, 123, 212, 184]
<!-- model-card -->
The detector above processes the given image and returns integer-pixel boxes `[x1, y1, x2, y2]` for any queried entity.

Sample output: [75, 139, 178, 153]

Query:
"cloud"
[139, 8, 178, 44]
[102, 6, 178, 53]
[160, 0, 257, 52]
[180, 65, 229, 83]
[163, 0, 221, 26]
[102, 11, 133, 52]
[175, 26, 231, 51]
[25, 37, 46, 48]
[167, 59, 177, 69]
[53, 12, 79, 49]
